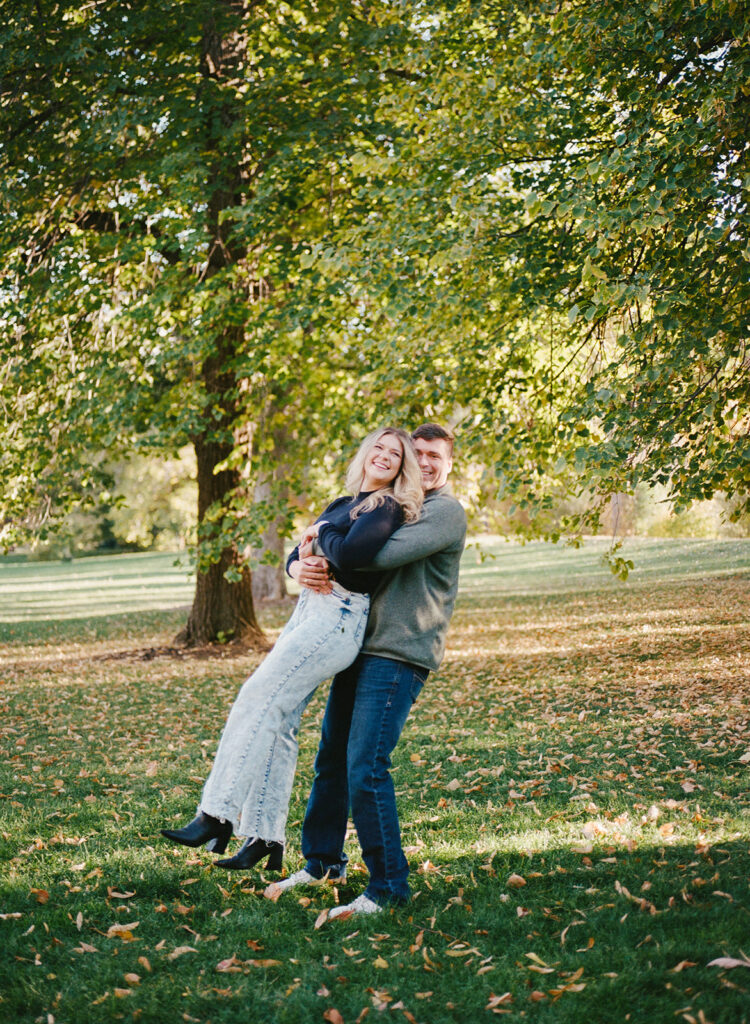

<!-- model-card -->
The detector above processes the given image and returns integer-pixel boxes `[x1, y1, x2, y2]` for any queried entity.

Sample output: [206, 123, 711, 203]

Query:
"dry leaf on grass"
[106, 921, 139, 939]
[167, 946, 197, 960]
[486, 992, 513, 1010]
[708, 955, 750, 970]
[571, 840, 594, 854]
[263, 882, 283, 902]
[216, 956, 243, 973]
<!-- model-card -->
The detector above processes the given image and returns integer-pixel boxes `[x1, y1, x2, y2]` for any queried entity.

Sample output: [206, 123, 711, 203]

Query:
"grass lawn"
[1, 539, 749, 1024]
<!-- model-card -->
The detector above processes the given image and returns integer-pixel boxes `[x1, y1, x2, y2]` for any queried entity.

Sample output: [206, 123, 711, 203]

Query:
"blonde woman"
[162, 428, 423, 872]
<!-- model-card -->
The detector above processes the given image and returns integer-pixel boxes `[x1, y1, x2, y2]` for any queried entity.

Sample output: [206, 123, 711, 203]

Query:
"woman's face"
[361, 432, 405, 491]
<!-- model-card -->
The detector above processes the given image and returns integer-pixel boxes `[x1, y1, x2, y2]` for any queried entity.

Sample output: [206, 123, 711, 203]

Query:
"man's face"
[413, 436, 453, 492]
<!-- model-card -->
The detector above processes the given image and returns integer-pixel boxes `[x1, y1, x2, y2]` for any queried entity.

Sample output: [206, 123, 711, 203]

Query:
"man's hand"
[289, 555, 333, 594]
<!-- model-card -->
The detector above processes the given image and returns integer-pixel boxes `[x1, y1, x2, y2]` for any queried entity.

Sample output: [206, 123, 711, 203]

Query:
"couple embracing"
[162, 423, 466, 919]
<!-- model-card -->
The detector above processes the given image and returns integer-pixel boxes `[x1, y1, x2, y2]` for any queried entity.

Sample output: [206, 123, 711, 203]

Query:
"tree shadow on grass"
[0, 608, 190, 647]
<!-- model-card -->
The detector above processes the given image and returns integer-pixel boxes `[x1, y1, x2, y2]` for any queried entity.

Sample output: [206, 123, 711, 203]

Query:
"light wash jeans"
[200, 585, 369, 843]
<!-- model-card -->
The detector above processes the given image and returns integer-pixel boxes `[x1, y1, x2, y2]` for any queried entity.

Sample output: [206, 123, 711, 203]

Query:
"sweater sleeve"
[366, 496, 467, 569]
[285, 496, 350, 578]
[316, 499, 403, 571]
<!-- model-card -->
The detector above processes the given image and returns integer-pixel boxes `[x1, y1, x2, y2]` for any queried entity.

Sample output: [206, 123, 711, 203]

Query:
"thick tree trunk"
[177, 1, 265, 647]
[177, 430, 266, 647]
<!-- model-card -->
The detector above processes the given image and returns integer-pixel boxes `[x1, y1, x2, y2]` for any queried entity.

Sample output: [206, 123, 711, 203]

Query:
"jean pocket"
[351, 608, 368, 646]
[410, 668, 428, 702]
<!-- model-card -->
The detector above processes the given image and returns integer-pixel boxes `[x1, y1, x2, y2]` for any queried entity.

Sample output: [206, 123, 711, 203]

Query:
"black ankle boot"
[161, 812, 232, 853]
[214, 838, 283, 872]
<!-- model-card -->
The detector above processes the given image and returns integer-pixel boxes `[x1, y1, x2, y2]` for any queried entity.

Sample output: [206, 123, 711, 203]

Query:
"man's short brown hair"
[411, 423, 455, 457]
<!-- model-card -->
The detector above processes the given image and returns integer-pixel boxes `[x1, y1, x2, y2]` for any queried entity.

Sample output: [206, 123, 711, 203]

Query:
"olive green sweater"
[360, 488, 466, 671]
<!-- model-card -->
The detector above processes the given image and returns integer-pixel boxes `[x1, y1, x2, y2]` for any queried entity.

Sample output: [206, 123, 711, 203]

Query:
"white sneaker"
[264, 869, 344, 901]
[328, 894, 382, 920]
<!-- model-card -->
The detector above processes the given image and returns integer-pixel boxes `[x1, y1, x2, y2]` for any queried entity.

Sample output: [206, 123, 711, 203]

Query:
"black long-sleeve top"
[285, 492, 403, 593]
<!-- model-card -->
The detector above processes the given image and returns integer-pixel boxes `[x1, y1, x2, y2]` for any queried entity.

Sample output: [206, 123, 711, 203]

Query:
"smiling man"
[276, 424, 466, 917]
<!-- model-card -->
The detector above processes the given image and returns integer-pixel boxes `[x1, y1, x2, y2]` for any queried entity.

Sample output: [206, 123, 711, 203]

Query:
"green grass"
[1, 539, 749, 1023]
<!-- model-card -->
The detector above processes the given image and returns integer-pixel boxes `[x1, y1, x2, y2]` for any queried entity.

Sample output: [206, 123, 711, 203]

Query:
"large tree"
[2, 0, 747, 618]
[307, 0, 749, 541]
[0, 0, 419, 642]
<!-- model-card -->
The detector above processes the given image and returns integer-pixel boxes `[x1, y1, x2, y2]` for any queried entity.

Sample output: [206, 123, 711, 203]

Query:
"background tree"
[0, 0, 422, 642]
[308, 0, 749, 547]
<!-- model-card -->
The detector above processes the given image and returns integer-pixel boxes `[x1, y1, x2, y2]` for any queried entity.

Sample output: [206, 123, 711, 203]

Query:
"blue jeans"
[301, 654, 428, 904]
[200, 586, 369, 842]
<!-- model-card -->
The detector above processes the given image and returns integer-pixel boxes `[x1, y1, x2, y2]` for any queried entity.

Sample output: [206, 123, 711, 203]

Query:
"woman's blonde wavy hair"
[345, 427, 423, 523]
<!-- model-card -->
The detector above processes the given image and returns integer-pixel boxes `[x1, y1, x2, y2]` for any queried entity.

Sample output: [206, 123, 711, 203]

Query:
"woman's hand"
[298, 522, 321, 550]
[289, 555, 333, 594]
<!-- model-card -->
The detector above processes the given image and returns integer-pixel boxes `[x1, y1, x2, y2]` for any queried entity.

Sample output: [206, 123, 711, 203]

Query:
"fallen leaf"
[373, 956, 388, 968]
[30, 889, 49, 905]
[216, 956, 243, 973]
[323, 1010, 345, 1024]
[168, 946, 197, 960]
[571, 841, 593, 854]
[525, 953, 550, 967]
[708, 956, 750, 970]
[263, 882, 283, 902]
[486, 992, 513, 1009]
[507, 873, 526, 888]
[671, 961, 697, 973]
[106, 921, 139, 938]
[529, 991, 547, 1002]
[314, 909, 330, 929]
[124, 973, 140, 986]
